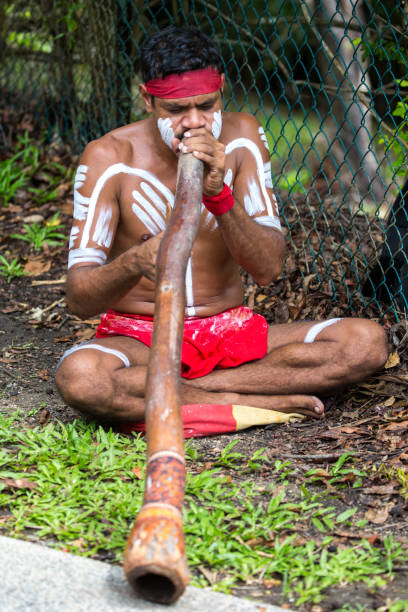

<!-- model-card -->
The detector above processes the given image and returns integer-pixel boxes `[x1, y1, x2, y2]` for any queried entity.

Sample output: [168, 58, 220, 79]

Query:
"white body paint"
[69, 226, 80, 250]
[224, 168, 233, 188]
[68, 247, 107, 269]
[59, 342, 130, 368]
[304, 318, 342, 343]
[74, 165, 90, 220]
[258, 126, 270, 151]
[263, 161, 273, 189]
[92, 207, 113, 248]
[225, 137, 281, 231]
[79, 163, 174, 249]
[185, 257, 195, 316]
[157, 117, 175, 149]
[211, 110, 223, 140]
[74, 165, 88, 189]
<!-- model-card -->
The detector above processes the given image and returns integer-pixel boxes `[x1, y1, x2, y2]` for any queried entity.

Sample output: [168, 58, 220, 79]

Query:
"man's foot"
[181, 384, 325, 419]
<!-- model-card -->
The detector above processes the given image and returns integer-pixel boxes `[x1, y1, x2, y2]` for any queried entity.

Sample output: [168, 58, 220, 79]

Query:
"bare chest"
[111, 162, 234, 249]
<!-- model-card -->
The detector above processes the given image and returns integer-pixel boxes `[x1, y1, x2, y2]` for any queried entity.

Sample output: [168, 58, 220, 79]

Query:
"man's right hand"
[131, 232, 164, 283]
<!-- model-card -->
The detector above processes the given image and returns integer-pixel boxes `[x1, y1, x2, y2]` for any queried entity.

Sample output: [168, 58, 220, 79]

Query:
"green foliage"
[1, 412, 408, 607]
[0, 150, 30, 206]
[0, 131, 70, 207]
[10, 213, 66, 251]
[375, 463, 408, 500]
[0, 255, 25, 282]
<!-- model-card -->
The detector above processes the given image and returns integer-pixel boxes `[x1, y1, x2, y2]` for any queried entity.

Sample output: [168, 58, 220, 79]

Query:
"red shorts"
[95, 306, 268, 379]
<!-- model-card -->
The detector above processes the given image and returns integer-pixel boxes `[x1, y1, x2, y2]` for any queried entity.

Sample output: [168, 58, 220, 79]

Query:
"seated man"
[56, 26, 388, 431]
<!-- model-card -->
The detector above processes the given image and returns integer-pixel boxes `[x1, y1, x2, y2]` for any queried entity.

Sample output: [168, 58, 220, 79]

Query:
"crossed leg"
[55, 317, 388, 423]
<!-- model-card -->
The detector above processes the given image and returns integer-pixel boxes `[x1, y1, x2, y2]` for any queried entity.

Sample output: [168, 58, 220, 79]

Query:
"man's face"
[140, 84, 224, 150]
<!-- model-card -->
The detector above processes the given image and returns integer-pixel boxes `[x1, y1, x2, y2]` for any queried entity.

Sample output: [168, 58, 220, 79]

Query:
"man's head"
[140, 26, 223, 83]
[139, 27, 225, 150]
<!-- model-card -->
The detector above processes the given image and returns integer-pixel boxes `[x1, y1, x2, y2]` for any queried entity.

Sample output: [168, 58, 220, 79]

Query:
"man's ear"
[220, 73, 225, 93]
[139, 83, 153, 113]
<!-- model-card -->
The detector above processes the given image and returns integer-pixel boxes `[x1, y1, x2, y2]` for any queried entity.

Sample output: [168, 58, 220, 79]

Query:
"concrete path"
[0, 536, 288, 611]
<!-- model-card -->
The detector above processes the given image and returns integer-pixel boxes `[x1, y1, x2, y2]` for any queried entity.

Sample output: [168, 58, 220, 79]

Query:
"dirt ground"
[1, 110, 408, 610]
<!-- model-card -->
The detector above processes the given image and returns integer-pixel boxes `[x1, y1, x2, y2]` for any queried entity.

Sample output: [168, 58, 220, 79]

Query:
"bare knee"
[55, 351, 114, 418]
[341, 319, 388, 377]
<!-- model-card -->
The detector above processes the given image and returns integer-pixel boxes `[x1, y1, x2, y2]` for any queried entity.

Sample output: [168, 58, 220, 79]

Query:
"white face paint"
[211, 110, 222, 140]
[157, 117, 175, 150]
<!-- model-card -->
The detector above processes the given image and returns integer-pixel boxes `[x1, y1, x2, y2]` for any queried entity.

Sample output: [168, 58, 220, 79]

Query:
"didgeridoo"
[123, 153, 203, 604]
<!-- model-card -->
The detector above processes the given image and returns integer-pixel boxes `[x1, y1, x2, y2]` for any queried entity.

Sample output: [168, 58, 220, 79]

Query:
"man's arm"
[66, 139, 160, 319]
[215, 202, 285, 286]
[67, 237, 160, 319]
[180, 114, 285, 286]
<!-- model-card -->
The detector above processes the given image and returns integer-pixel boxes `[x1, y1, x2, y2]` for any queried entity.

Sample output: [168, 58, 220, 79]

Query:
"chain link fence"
[1, 0, 407, 319]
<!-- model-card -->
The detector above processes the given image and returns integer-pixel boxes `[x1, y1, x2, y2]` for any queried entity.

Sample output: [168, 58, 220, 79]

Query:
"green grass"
[0, 410, 407, 607]
[0, 131, 73, 208]
[0, 254, 25, 282]
[10, 212, 66, 251]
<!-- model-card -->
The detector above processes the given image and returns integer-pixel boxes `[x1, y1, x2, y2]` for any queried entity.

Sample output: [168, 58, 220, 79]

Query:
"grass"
[0, 131, 73, 208]
[10, 212, 66, 251]
[0, 410, 408, 607]
[0, 254, 25, 282]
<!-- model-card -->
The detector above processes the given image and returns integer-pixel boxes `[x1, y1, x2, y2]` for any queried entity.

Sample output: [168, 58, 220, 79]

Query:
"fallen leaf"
[131, 466, 142, 479]
[263, 578, 281, 587]
[37, 369, 50, 381]
[382, 421, 408, 432]
[337, 426, 365, 434]
[60, 200, 74, 215]
[303, 273, 316, 292]
[1, 304, 25, 314]
[365, 533, 380, 546]
[0, 478, 37, 491]
[362, 484, 397, 495]
[53, 336, 71, 343]
[198, 565, 217, 585]
[256, 293, 267, 302]
[364, 502, 394, 524]
[309, 469, 330, 478]
[23, 214, 44, 224]
[383, 396, 396, 407]
[38, 409, 50, 426]
[74, 328, 95, 341]
[384, 352, 400, 369]
[23, 258, 51, 276]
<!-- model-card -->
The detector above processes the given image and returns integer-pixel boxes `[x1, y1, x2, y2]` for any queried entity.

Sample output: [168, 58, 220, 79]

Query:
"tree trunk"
[311, 0, 385, 205]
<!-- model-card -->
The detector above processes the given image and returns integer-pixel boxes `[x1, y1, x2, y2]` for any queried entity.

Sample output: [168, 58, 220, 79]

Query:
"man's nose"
[182, 108, 205, 129]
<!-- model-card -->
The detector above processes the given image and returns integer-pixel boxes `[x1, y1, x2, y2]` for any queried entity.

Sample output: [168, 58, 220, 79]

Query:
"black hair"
[140, 26, 223, 82]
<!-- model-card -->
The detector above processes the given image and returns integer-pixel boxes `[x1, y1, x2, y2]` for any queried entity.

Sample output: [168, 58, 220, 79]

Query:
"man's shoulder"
[222, 111, 262, 141]
[82, 120, 150, 164]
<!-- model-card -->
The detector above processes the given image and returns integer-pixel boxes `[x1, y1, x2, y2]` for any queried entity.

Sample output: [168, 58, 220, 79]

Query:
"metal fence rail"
[1, 0, 407, 319]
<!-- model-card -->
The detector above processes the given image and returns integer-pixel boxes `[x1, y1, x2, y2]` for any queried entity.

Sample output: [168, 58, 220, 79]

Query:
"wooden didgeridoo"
[123, 153, 204, 604]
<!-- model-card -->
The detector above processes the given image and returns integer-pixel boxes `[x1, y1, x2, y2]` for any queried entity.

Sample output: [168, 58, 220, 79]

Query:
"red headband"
[144, 67, 222, 99]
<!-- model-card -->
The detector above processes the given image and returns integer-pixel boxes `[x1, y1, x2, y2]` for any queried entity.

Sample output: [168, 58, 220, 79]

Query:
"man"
[56, 26, 388, 431]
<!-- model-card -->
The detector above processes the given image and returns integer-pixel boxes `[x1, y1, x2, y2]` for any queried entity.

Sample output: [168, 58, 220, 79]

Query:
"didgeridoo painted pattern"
[120, 403, 305, 438]
[123, 154, 203, 604]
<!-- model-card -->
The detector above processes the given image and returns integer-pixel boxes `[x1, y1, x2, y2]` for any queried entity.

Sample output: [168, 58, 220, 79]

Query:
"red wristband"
[202, 183, 234, 216]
